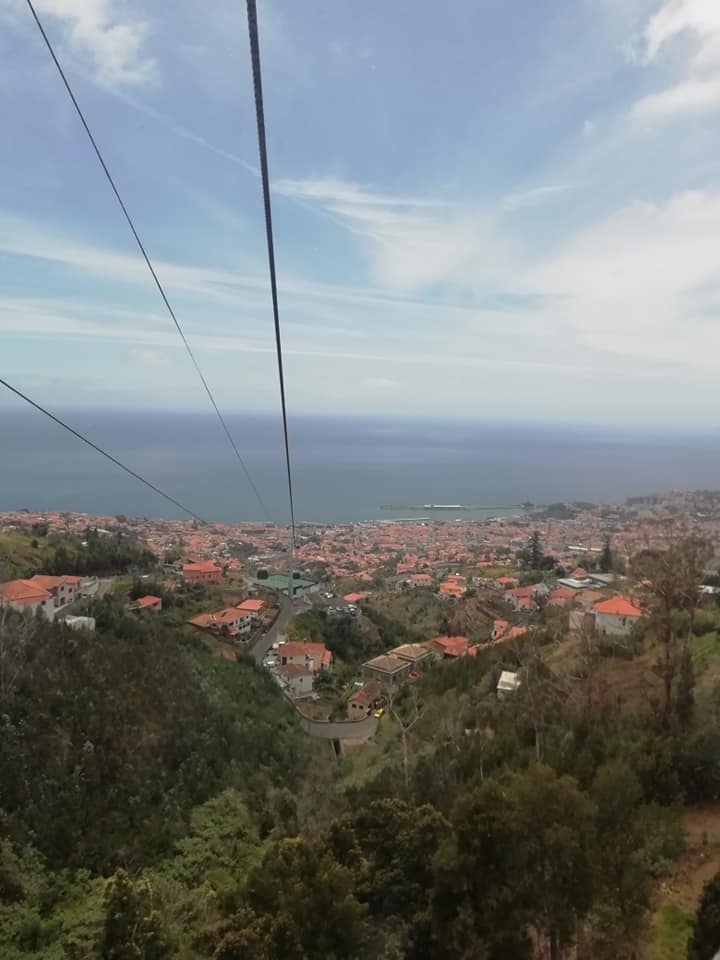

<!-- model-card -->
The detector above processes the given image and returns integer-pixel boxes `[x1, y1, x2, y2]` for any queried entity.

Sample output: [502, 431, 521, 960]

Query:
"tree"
[214, 837, 368, 960]
[99, 869, 172, 960]
[688, 872, 720, 960]
[588, 762, 655, 958]
[432, 766, 594, 960]
[600, 536, 613, 574]
[389, 686, 426, 792]
[634, 532, 712, 725]
[528, 530, 543, 569]
[323, 799, 449, 957]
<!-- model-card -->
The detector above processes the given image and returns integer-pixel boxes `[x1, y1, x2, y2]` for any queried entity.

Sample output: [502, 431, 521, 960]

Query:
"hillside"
[0, 527, 156, 579]
[366, 588, 499, 643]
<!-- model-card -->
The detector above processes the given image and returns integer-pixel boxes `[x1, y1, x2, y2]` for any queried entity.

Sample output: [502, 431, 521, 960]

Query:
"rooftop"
[593, 596, 645, 617]
[0, 579, 50, 603]
[363, 654, 409, 675]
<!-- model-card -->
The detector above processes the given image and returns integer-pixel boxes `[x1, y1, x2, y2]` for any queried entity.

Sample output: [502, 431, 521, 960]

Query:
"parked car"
[373, 708, 385, 719]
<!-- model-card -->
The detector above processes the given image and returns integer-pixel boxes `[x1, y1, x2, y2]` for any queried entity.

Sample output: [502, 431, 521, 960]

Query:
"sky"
[2, 0, 720, 425]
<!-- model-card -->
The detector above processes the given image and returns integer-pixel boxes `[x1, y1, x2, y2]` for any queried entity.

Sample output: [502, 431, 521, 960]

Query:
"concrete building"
[0, 579, 54, 618]
[497, 670, 521, 698]
[187, 607, 253, 638]
[236, 598, 265, 622]
[593, 596, 645, 637]
[277, 663, 314, 699]
[279, 641, 332, 673]
[183, 561, 222, 585]
[407, 573, 432, 588]
[347, 680, 383, 719]
[133, 595, 162, 612]
[362, 654, 412, 688]
[428, 635, 474, 659]
[28, 575, 80, 607]
[63, 615, 96, 632]
[389, 642, 433, 670]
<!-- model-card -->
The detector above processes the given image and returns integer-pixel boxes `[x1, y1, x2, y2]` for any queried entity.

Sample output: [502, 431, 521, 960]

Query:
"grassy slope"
[0, 532, 54, 579]
[368, 589, 498, 643]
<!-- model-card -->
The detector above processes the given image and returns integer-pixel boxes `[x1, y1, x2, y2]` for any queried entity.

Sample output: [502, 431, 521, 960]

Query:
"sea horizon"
[2, 409, 720, 524]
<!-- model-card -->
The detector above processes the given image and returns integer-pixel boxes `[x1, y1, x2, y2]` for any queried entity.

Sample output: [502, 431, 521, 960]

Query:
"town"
[2, 488, 719, 729]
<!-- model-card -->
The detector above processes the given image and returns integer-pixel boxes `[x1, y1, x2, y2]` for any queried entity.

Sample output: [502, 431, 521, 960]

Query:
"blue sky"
[2, 0, 720, 424]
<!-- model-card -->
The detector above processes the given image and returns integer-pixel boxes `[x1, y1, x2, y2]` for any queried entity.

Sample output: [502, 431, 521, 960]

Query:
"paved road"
[250, 595, 378, 740]
[298, 712, 378, 740]
[250, 595, 295, 664]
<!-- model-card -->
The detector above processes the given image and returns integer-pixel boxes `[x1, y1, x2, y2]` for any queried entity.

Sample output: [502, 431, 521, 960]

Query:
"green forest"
[3, 535, 720, 958]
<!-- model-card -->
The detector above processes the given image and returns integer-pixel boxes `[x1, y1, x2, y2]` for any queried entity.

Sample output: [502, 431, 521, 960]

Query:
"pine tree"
[600, 536, 613, 574]
[529, 531, 543, 570]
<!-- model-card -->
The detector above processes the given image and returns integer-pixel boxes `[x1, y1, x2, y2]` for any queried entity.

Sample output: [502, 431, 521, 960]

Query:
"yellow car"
[373, 708, 385, 719]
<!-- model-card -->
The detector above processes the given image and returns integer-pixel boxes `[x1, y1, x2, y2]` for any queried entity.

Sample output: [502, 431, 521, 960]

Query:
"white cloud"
[632, 0, 720, 119]
[501, 184, 574, 212]
[273, 178, 451, 209]
[271, 176, 505, 293]
[633, 75, 720, 115]
[0, 212, 509, 315]
[527, 189, 720, 369]
[25, 0, 156, 89]
[644, 0, 720, 65]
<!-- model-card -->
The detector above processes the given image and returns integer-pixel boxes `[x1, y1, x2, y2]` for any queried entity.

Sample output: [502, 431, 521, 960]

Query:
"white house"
[63, 615, 96, 632]
[277, 663, 314, 699]
[593, 596, 645, 637]
[407, 573, 433, 588]
[0, 579, 55, 619]
[497, 670, 521, 698]
[28, 575, 80, 608]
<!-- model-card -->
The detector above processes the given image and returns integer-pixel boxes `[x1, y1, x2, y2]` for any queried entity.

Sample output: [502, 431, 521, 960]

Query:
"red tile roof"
[343, 592, 368, 603]
[236, 598, 264, 612]
[28, 575, 67, 590]
[430, 635, 470, 657]
[183, 561, 221, 573]
[349, 680, 382, 705]
[278, 663, 313, 679]
[136, 595, 161, 608]
[593, 596, 644, 617]
[0, 579, 50, 603]
[439, 581, 466, 596]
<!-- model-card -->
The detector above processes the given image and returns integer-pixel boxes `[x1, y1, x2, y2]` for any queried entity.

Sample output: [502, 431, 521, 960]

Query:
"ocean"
[2, 409, 720, 524]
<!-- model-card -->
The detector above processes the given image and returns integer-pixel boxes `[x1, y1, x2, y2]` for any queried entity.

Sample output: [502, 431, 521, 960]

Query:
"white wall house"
[593, 596, 645, 637]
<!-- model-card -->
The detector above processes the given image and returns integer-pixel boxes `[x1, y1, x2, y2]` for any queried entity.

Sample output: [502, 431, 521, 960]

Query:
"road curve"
[295, 710, 378, 740]
[251, 595, 378, 740]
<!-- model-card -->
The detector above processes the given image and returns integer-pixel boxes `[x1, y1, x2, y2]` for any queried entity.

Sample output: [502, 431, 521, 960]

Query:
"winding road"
[250, 596, 378, 740]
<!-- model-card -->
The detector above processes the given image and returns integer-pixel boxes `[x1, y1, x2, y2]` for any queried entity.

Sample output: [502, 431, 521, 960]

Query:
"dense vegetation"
[2, 532, 720, 958]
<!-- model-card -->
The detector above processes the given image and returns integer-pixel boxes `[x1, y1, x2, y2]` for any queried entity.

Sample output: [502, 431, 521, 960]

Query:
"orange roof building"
[593, 596, 644, 617]
[439, 581, 467, 598]
[0, 579, 51, 605]
[135, 595, 162, 611]
[236, 598, 265, 613]
[183, 561, 222, 585]
[343, 592, 368, 604]
[429, 635, 471, 658]
[593, 595, 645, 637]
